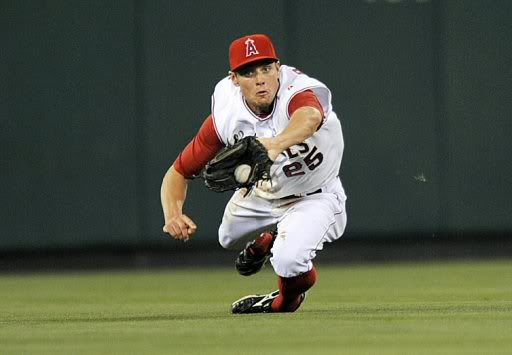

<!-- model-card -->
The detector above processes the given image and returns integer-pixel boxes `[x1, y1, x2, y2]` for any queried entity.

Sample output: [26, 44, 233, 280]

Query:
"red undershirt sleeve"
[287, 90, 325, 129]
[173, 115, 224, 179]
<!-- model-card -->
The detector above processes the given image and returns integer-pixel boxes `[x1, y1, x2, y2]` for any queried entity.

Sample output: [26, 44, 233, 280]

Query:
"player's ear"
[275, 61, 281, 70]
[229, 71, 239, 86]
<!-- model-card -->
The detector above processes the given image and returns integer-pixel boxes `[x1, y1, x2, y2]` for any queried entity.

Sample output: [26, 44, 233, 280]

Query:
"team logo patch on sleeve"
[245, 38, 259, 57]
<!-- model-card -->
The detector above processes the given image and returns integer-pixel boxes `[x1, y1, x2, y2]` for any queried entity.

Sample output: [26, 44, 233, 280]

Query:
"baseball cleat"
[235, 230, 276, 276]
[231, 291, 308, 314]
[231, 290, 279, 314]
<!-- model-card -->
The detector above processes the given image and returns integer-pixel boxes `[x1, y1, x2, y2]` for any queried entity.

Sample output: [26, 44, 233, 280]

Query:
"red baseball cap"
[229, 34, 279, 72]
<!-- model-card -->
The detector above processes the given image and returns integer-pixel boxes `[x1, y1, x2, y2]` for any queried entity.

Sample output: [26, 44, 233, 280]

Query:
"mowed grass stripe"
[0, 260, 511, 354]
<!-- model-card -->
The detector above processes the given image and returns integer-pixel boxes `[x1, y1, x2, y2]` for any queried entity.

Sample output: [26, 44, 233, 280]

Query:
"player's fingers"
[172, 219, 191, 240]
[174, 216, 194, 238]
[163, 217, 194, 241]
[164, 224, 183, 239]
[181, 215, 197, 234]
[166, 220, 186, 239]
[163, 224, 176, 237]
[178, 224, 189, 238]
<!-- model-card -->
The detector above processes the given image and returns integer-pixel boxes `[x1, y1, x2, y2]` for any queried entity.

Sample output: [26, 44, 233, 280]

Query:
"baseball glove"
[203, 136, 273, 193]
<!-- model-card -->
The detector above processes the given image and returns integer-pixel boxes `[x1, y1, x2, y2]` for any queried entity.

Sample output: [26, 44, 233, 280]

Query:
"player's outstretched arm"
[160, 166, 197, 241]
[258, 106, 322, 160]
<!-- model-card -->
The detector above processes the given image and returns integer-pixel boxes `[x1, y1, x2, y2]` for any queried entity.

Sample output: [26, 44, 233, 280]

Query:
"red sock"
[271, 266, 317, 312]
[248, 232, 274, 256]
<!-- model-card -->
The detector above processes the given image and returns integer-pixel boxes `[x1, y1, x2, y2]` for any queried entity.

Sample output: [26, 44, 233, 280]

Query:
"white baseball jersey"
[211, 65, 344, 199]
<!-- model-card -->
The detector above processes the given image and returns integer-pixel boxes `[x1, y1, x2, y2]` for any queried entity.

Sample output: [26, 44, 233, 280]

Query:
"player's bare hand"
[163, 214, 197, 242]
[257, 137, 280, 161]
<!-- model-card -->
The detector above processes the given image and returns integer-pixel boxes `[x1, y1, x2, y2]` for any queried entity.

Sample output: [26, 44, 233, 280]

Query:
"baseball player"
[161, 34, 347, 313]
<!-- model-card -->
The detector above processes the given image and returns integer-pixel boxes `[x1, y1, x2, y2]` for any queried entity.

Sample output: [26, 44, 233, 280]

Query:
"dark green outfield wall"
[1, 1, 511, 249]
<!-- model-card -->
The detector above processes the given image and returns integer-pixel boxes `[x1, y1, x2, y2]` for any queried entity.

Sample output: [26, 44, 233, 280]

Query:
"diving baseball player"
[161, 34, 347, 313]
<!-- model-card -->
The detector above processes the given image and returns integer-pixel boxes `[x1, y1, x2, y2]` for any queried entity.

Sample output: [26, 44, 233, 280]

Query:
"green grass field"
[1, 260, 511, 354]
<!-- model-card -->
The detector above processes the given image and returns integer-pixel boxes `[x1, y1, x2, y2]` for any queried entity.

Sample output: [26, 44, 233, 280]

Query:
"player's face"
[232, 61, 280, 115]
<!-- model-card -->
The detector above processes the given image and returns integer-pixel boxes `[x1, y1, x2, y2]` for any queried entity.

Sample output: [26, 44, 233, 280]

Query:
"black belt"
[281, 189, 322, 200]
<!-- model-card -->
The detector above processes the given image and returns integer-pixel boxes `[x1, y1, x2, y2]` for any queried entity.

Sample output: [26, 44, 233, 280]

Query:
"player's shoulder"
[212, 75, 239, 115]
[279, 65, 326, 89]
[278, 65, 333, 118]
[213, 75, 236, 96]
[279, 65, 307, 81]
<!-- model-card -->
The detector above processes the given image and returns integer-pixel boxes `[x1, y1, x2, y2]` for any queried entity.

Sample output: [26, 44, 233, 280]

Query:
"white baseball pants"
[218, 178, 347, 278]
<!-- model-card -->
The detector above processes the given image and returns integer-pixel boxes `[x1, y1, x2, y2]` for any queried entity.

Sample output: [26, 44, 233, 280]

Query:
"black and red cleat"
[231, 290, 307, 314]
[231, 290, 279, 314]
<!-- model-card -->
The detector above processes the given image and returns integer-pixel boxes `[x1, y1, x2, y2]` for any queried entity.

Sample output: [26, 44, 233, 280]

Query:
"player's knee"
[218, 230, 233, 250]
[270, 249, 311, 278]
[218, 224, 238, 250]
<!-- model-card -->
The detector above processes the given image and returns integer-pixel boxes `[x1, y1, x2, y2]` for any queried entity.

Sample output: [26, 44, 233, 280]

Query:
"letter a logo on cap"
[245, 38, 259, 57]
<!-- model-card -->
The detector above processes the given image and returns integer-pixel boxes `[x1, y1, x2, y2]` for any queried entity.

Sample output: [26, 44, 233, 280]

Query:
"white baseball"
[234, 164, 251, 183]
